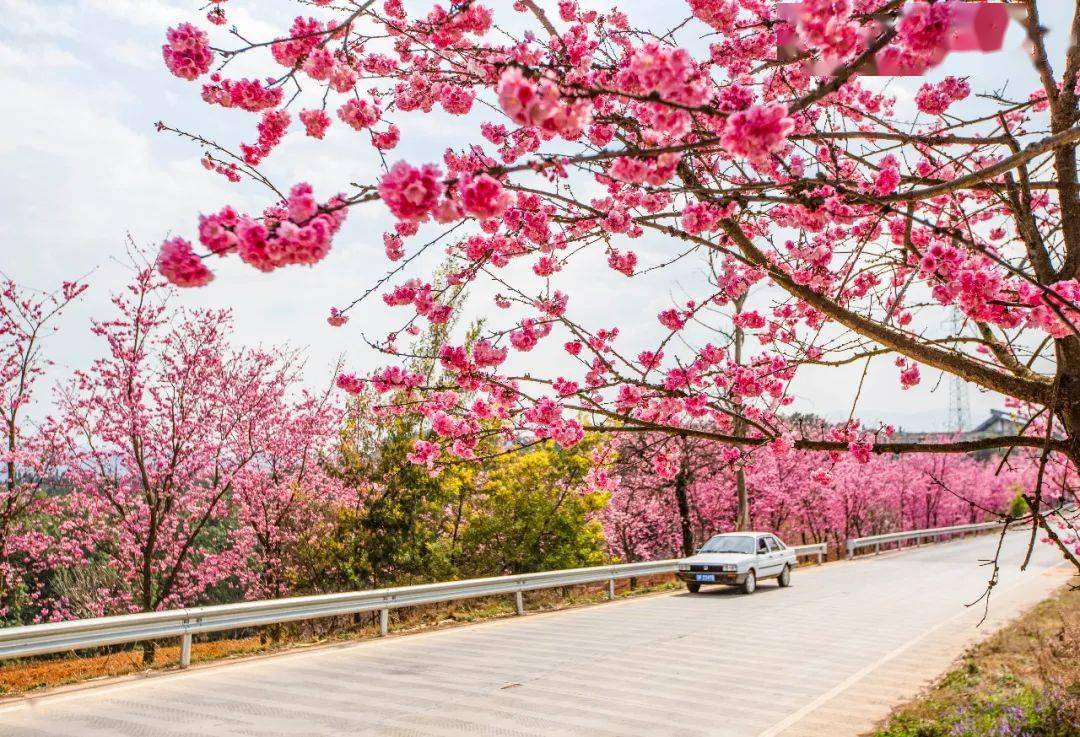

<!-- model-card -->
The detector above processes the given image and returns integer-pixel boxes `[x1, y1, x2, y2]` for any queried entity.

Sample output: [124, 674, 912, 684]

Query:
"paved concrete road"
[0, 533, 1070, 737]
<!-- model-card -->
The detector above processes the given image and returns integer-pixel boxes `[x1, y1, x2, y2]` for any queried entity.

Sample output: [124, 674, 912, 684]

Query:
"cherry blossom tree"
[604, 427, 1021, 562]
[152, 1, 1079, 569]
[57, 271, 301, 658]
[232, 381, 346, 601]
[607, 431, 735, 557]
[0, 279, 85, 621]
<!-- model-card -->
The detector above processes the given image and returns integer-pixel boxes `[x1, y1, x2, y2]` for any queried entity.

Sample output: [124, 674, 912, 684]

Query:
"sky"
[1, 0, 1073, 433]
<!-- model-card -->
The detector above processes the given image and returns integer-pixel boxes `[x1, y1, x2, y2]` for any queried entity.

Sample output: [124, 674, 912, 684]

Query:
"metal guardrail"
[793, 542, 827, 564]
[845, 520, 1001, 559]
[0, 544, 827, 669]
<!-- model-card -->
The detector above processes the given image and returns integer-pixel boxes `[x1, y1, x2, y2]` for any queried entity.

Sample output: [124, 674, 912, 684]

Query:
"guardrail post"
[817, 549, 824, 565]
[379, 608, 389, 637]
[874, 542, 881, 555]
[515, 591, 524, 615]
[846, 540, 854, 559]
[179, 633, 192, 669]
[607, 578, 616, 600]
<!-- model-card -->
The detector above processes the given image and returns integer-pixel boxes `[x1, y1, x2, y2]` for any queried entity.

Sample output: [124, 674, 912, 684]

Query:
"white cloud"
[79, 0, 185, 28]
[104, 38, 159, 69]
[1, 0, 78, 37]
[0, 41, 83, 69]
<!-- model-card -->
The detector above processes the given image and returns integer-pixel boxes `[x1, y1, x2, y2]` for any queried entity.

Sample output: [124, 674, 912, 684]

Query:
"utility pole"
[733, 294, 750, 531]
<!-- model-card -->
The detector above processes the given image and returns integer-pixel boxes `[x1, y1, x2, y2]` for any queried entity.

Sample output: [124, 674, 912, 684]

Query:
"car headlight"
[677, 563, 690, 571]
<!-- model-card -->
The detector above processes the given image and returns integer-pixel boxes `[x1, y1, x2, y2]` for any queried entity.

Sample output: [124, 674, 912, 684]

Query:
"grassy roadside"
[0, 575, 681, 698]
[871, 583, 1080, 737]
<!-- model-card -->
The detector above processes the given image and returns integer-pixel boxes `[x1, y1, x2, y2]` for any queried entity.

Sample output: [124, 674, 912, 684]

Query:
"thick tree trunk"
[140, 550, 155, 666]
[673, 465, 695, 557]
[735, 469, 750, 531]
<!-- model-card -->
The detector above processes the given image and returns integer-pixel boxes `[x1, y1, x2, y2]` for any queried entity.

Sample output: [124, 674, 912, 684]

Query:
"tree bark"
[673, 461, 695, 557]
[141, 640, 155, 666]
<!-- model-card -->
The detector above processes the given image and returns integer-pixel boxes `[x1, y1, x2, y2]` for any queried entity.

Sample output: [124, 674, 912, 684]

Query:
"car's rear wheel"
[741, 570, 756, 595]
[686, 582, 701, 593]
[778, 564, 791, 587]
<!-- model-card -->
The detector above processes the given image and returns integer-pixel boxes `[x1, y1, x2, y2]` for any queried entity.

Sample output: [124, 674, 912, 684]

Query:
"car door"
[756, 536, 777, 576]
[762, 536, 784, 576]
[768, 536, 792, 572]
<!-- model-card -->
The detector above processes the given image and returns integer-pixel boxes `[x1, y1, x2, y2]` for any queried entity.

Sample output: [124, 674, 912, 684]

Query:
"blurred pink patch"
[777, 2, 1018, 78]
[948, 2, 1009, 52]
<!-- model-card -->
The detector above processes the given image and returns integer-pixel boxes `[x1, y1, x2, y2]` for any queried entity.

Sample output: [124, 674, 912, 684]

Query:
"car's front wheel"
[741, 570, 756, 595]
[686, 582, 701, 593]
[778, 564, 791, 588]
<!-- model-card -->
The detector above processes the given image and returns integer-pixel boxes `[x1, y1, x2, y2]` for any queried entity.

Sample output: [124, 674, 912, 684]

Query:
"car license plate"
[695, 574, 715, 582]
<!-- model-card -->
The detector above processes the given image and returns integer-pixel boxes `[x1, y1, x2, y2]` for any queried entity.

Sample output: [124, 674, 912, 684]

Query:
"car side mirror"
[694, 548, 702, 554]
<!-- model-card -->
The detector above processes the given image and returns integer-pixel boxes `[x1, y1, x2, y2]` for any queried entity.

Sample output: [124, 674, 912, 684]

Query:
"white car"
[676, 532, 796, 594]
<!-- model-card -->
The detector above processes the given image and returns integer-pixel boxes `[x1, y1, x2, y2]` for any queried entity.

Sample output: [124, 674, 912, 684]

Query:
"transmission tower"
[947, 307, 970, 432]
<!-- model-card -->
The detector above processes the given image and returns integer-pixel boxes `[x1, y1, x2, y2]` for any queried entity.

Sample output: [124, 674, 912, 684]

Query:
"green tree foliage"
[446, 438, 610, 577]
[302, 405, 454, 590]
[304, 395, 608, 589]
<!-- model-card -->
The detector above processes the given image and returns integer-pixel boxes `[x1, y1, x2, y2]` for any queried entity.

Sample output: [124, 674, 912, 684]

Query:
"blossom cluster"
[201, 76, 285, 112]
[158, 183, 347, 286]
[156, 237, 213, 287]
[496, 68, 592, 139]
[162, 23, 213, 81]
[241, 109, 290, 165]
[720, 104, 796, 165]
[914, 76, 970, 115]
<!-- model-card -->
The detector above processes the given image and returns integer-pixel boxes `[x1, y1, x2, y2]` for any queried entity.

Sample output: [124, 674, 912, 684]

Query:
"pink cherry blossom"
[439, 85, 475, 115]
[162, 23, 214, 81]
[156, 237, 213, 287]
[873, 166, 901, 196]
[241, 109, 290, 165]
[271, 16, 324, 67]
[460, 174, 510, 220]
[497, 67, 559, 127]
[607, 249, 637, 276]
[915, 76, 970, 116]
[373, 124, 401, 150]
[201, 77, 284, 112]
[407, 440, 440, 468]
[721, 104, 795, 164]
[159, 184, 347, 286]
[378, 161, 444, 221]
[473, 339, 508, 367]
[688, 0, 738, 33]
[337, 98, 381, 130]
[299, 109, 331, 138]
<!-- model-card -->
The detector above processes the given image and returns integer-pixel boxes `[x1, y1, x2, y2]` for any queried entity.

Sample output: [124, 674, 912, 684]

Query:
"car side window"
[757, 537, 769, 553]
[765, 537, 779, 553]
[769, 536, 785, 551]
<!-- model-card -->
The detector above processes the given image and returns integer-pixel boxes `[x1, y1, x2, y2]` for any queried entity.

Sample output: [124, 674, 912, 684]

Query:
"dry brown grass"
[0, 574, 679, 698]
[0, 636, 269, 696]
[872, 582, 1080, 736]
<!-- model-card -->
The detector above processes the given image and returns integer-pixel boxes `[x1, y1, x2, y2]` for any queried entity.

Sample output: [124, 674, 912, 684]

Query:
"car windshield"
[699, 535, 755, 554]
